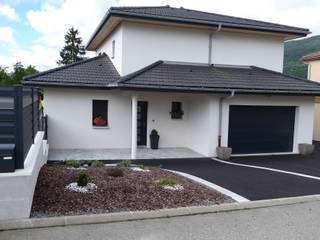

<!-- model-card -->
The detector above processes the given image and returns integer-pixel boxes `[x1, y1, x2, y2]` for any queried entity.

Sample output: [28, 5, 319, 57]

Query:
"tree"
[0, 62, 38, 85]
[0, 66, 10, 85]
[57, 27, 86, 65]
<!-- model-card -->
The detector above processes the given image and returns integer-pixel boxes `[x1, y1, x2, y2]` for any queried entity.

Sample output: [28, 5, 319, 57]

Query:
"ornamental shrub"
[116, 160, 131, 167]
[138, 165, 145, 170]
[150, 129, 158, 136]
[65, 160, 81, 168]
[77, 173, 88, 187]
[91, 160, 104, 167]
[155, 176, 180, 187]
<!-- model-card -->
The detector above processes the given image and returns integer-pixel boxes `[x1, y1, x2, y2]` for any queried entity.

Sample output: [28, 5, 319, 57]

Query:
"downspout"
[218, 90, 235, 147]
[208, 24, 222, 64]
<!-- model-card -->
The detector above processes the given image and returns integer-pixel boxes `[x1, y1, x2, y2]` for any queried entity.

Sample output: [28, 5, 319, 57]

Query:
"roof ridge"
[251, 66, 320, 87]
[111, 6, 169, 10]
[120, 60, 163, 83]
[23, 54, 108, 81]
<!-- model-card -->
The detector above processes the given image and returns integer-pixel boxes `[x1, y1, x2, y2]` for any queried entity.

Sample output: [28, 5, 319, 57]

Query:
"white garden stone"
[67, 167, 87, 170]
[163, 184, 184, 191]
[65, 183, 97, 193]
[131, 167, 150, 172]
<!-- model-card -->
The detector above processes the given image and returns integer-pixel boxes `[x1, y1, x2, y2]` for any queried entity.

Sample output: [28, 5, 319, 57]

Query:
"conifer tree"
[57, 27, 86, 65]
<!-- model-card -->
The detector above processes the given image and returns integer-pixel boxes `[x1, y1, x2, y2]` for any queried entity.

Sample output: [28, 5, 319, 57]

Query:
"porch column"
[131, 95, 137, 159]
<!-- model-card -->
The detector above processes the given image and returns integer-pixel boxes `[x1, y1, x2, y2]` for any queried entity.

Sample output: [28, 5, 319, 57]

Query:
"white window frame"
[112, 40, 115, 59]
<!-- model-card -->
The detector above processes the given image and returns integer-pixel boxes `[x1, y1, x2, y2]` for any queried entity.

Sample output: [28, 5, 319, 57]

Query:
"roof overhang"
[116, 83, 320, 96]
[86, 12, 308, 51]
[302, 56, 320, 62]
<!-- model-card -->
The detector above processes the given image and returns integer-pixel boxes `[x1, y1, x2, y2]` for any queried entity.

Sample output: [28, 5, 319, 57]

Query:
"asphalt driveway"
[131, 144, 320, 201]
[229, 142, 320, 177]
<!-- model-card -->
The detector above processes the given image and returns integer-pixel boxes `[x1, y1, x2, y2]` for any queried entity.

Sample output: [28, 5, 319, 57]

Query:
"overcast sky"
[0, 0, 319, 71]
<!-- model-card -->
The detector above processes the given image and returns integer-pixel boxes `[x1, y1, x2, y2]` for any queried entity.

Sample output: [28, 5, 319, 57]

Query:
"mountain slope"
[284, 35, 320, 78]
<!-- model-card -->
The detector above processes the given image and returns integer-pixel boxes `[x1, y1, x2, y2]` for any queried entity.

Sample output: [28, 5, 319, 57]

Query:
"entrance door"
[137, 101, 148, 146]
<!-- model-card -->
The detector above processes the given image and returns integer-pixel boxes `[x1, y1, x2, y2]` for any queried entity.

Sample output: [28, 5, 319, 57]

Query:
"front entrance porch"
[48, 147, 204, 161]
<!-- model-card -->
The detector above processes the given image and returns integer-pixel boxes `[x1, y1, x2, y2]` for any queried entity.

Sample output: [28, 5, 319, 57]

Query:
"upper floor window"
[112, 40, 115, 59]
[92, 100, 108, 127]
[170, 102, 184, 119]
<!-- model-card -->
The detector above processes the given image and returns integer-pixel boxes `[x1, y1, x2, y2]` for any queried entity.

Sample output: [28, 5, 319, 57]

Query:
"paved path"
[1, 201, 320, 240]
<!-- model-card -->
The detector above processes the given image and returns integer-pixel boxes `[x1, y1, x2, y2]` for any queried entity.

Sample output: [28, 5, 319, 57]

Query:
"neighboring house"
[23, 6, 320, 158]
[302, 52, 320, 141]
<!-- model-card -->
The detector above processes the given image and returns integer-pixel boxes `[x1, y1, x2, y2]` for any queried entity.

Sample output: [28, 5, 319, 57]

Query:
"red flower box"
[93, 116, 107, 126]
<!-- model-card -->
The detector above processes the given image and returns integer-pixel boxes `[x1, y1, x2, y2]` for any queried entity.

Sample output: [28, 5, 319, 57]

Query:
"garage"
[228, 106, 296, 154]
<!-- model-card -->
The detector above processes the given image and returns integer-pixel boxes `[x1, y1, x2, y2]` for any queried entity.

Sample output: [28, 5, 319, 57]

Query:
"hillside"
[284, 35, 320, 79]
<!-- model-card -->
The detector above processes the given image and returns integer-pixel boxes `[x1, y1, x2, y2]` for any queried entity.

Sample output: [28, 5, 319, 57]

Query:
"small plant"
[65, 160, 81, 168]
[155, 176, 180, 187]
[79, 160, 86, 166]
[116, 160, 131, 167]
[150, 129, 158, 136]
[77, 173, 88, 187]
[91, 160, 104, 167]
[107, 168, 124, 177]
[85, 160, 94, 166]
[138, 165, 145, 170]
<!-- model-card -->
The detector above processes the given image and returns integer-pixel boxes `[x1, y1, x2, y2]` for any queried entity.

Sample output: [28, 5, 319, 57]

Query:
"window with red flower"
[92, 100, 108, 126]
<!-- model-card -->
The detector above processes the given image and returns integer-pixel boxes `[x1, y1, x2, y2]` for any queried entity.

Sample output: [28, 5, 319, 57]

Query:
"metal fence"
[0, 85, 47, 172]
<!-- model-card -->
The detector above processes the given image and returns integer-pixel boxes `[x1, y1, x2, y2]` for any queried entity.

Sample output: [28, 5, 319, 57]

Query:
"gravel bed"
[31, 165, 234, 217]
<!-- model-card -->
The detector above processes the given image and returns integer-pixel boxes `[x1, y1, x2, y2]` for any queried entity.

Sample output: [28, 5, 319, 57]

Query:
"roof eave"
[302, 56, 320, 62]
[117, 83, 320, 96]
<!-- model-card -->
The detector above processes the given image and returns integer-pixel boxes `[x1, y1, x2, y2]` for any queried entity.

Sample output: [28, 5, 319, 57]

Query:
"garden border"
[1, 194, 320, 231]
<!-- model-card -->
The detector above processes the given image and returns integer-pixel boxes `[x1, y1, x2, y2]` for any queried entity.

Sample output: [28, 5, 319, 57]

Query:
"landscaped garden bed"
[31, 161, 234, 218]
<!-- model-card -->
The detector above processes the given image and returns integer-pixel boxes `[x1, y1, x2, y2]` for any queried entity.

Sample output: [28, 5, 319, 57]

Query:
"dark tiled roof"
[302, 51, 320, 61]
[119, 61, 320, 95]
[23, 54, 320, 95]
[86, 6, 310, 49]
[22, 54, 120, 87]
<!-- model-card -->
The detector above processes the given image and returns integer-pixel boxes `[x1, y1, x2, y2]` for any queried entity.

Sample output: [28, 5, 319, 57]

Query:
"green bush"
[77, 173, 88, 187]
[150, 129, 158, 136]
[85, 160, 94, 166]
[107, 168, 124, 177]
[79, 160, 85, 166]
[91, 160, 104, 167]
[116, 160, 131, 167]
[138, 165, 145, 170]
[155, 176, 180, 187]
[65, 160, 81, 168]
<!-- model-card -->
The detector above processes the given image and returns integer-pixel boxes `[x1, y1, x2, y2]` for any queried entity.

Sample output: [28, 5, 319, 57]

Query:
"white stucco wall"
[45, 88, 315, 156]
[96, 22, 285, 75]
[0, 132, 48, 220]
[44, 89, 191, 150]
[138, 92, 189, 148]
[44, 88, 132, 149]
[212, 32, 284, 72]
[121, 22, 210, 75]
[97, 24, 123, 74]
[186, 95, 219, 156]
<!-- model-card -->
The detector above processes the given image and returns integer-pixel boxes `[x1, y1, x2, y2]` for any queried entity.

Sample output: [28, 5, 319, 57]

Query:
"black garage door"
[228, 106, 295, 154]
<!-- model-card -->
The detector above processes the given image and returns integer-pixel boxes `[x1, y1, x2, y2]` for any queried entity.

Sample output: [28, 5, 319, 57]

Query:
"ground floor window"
[92, 100, 108, 126]
[170, 102, 183, 119]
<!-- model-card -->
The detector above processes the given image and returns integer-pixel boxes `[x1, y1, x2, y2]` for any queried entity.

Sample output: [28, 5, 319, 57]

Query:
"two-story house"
[23, 6, 320, 159]
[302, 52, 320, 141]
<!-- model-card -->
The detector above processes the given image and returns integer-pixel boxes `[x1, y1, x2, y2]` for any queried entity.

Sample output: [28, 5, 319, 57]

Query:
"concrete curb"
[2, 194, 320, 231]
[168, 169, 249, 202]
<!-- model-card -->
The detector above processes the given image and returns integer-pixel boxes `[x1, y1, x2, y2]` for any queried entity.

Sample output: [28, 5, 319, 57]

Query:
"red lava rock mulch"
[31, 165, 234, 217]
